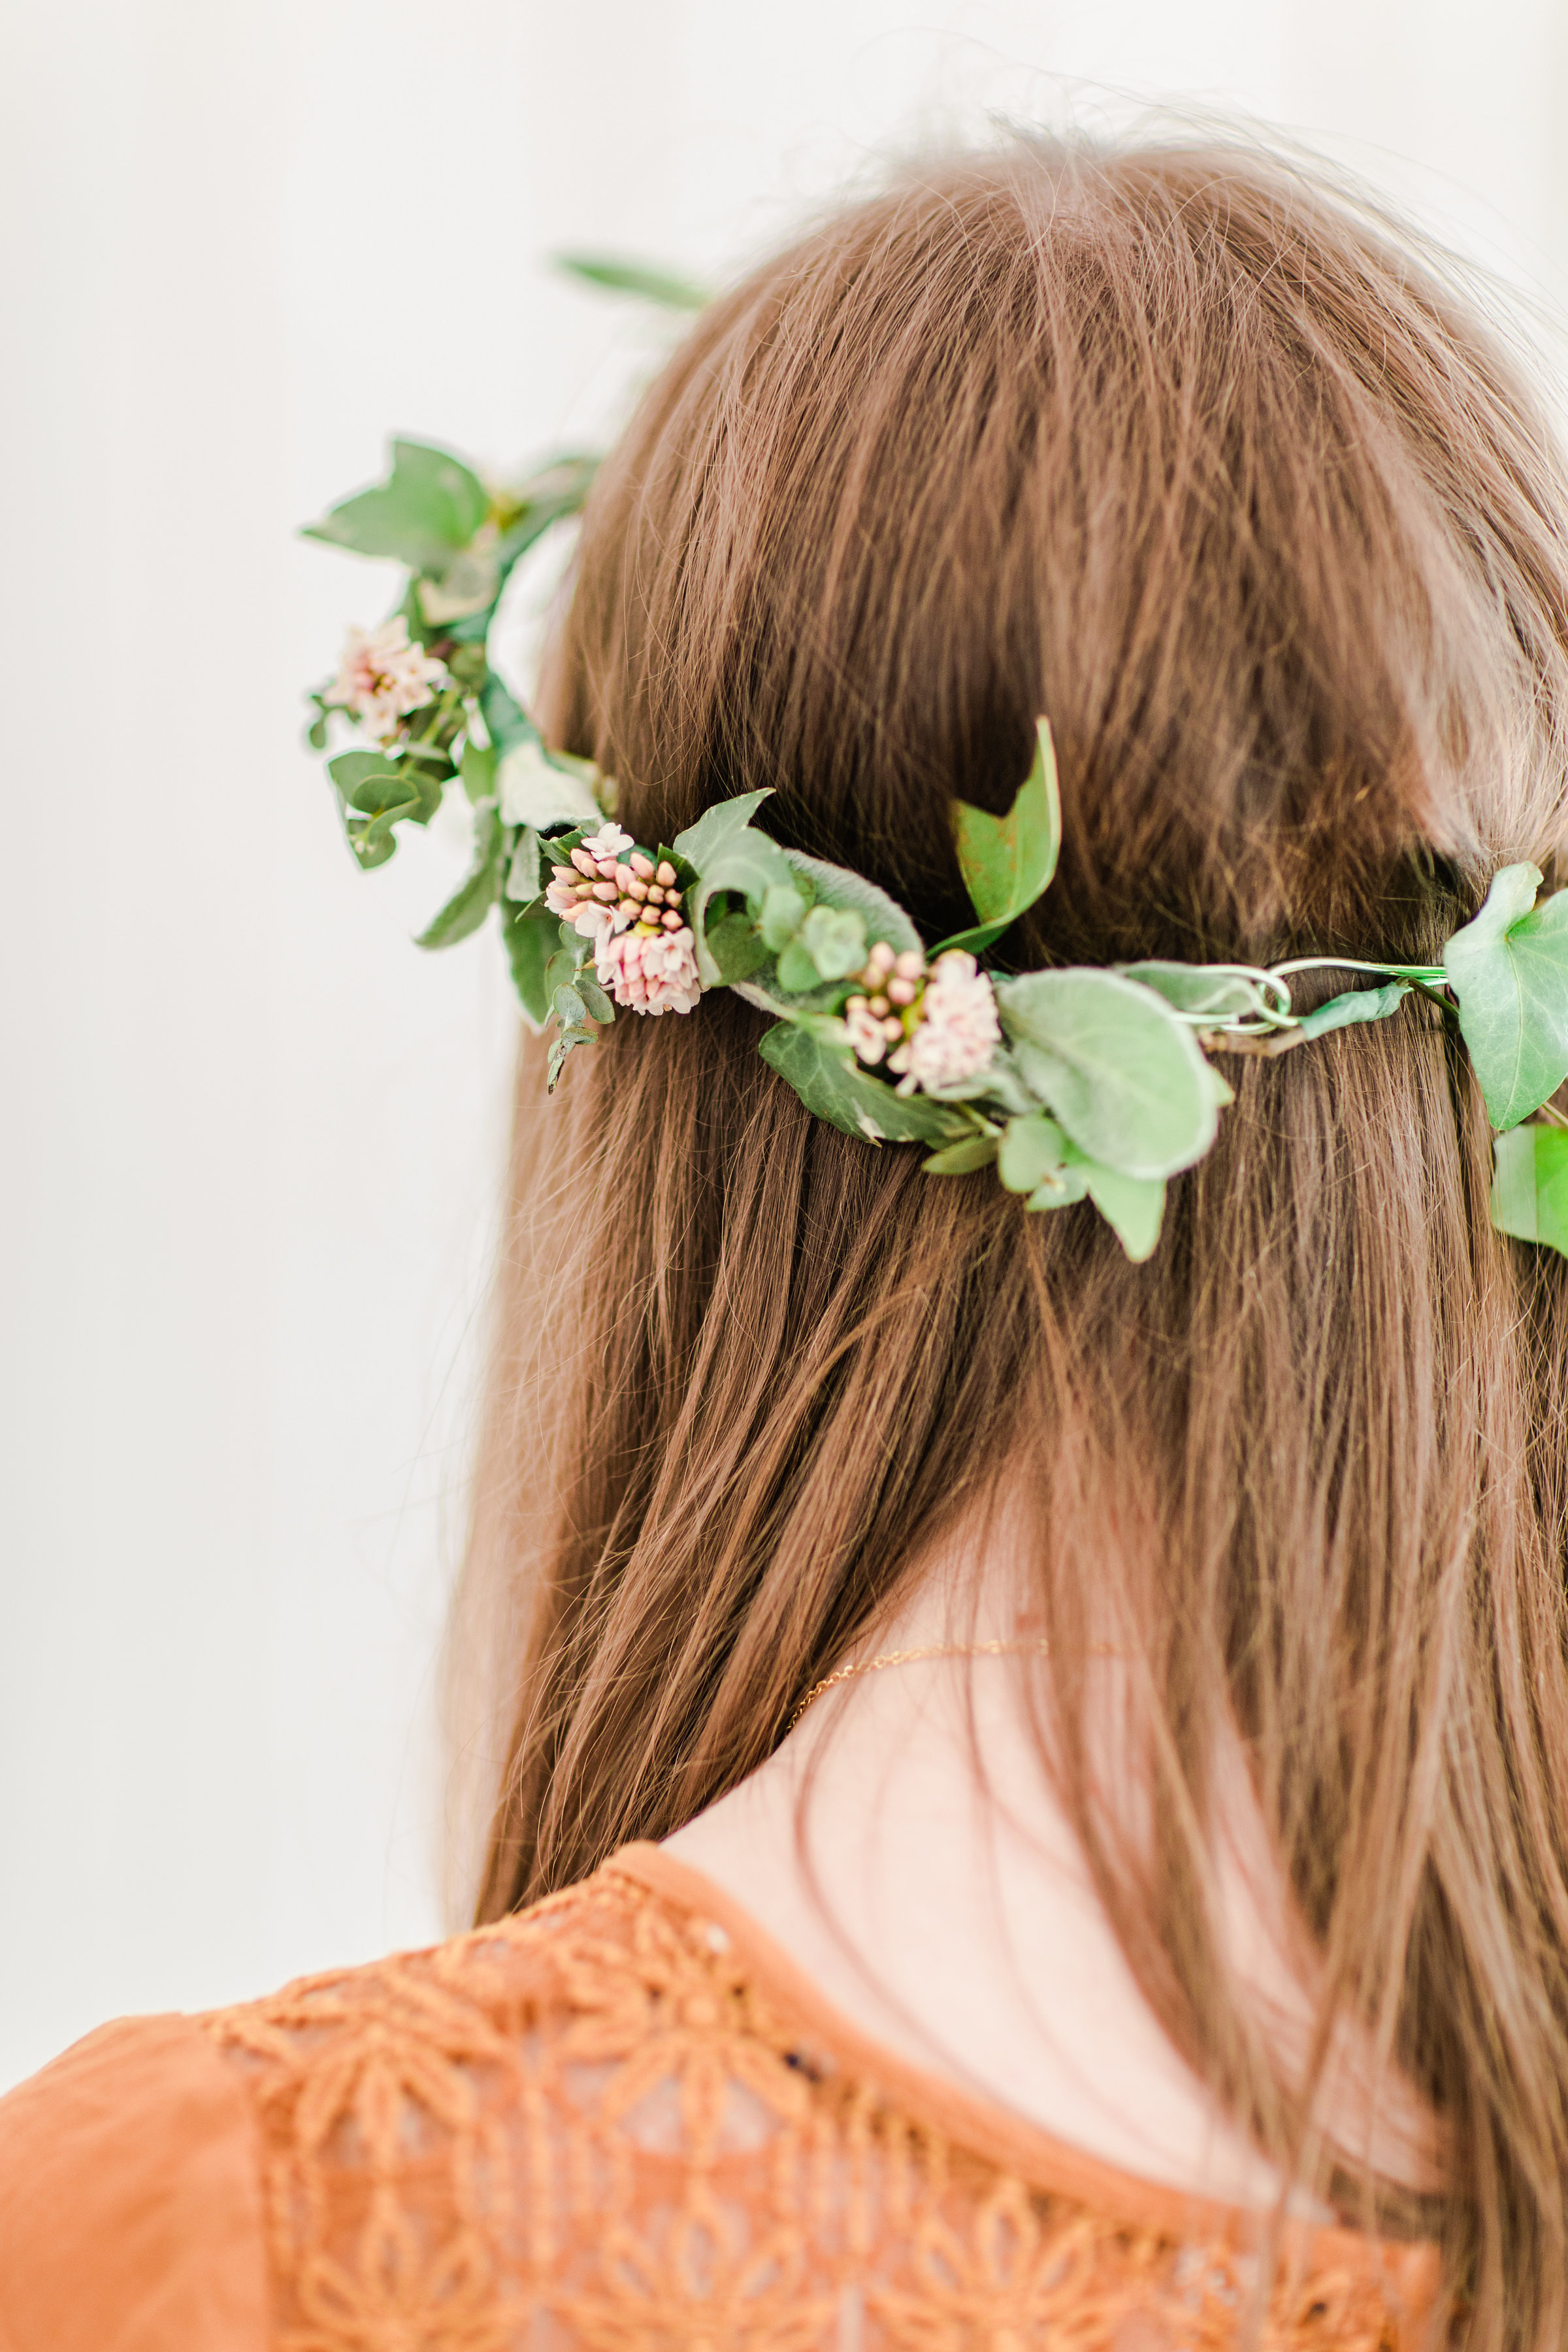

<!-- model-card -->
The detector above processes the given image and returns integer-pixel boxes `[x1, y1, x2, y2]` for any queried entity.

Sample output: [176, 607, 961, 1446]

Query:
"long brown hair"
[453, 137, 1568, 2343]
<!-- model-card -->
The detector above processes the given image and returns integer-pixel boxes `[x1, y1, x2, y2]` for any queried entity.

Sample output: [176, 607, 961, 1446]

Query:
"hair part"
[451, 135, 1568, 2347]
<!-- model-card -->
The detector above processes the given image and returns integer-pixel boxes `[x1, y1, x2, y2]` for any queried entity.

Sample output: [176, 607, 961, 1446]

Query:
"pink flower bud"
[868, 994, 890, 1017]
[647, 885, 666, 906]
[664, 889, 682, 909]
[570, 847, 597, 877]
[574, 880, 596, 899]
[595, 857, 619, 880]
[894, 950, 924, 980]
[661, 908, 683, 930]
[656, 861, 677, 887]
[630, 852, 655, 879]
[627, 877, 649, 900]
[592, 880, 618, 902]
[866, 940, 896, 974]
[887, 977, 917, 1005]
[882, 1015, 904, 1041]
[615, 863, 635, 889]
[846, 994, 868, 1014]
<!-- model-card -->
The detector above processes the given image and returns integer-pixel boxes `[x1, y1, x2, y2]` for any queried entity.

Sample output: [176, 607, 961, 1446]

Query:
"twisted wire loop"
[197, 1856, 1439, 2350]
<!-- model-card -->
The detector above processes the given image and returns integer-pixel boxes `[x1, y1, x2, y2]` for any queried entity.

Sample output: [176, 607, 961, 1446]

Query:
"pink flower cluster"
[545, 823, 701, 1015]
[845, 944, 999, 1092]
[325, 617, 446, 742]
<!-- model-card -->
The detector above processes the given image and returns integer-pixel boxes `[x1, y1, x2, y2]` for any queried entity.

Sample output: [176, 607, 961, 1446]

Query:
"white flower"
[889, 950, 1000, 1092]
[325, 617, 446, 741]
[596, 923, 702, 1015]
[581, 821, 634, 864]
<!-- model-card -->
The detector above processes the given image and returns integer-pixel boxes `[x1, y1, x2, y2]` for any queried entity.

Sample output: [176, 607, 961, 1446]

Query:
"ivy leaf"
[1491, 1122, 1568, 1257]
[940, 717, 1062, 955]
[1295, 980, 1411, 1041]
[759, 883, 809, 952]
[757, 1023, 974, 1145]
[673, 795, 796, 985]
[922, 1134, 1001, 1175]
[415, 800, 504, 949]
[496, 738, 602, 830]
[303, 440, 489, 570]
[502, 898, 560, 1030]
[1119, 964, 1272, 1022]
[1443, 863, 1568, 1129]
[996, 969, 1218, 1180]
[706, 910, 773, 983]
[779, 851, 922, 956]
[553, 252, 709, 310]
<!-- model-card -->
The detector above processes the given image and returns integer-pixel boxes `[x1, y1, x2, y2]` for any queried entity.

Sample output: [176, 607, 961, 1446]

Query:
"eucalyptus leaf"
[414, 800, 504, 949]
[757, 1024, 973, 1145]
[303, 440, 489, 570]
[996, 969, 1218, 1179]
[776, 939, 823, 994]
[922, 1134, 1001, 1175]
[1491, 1122, 1568, 1256]
[798, 904, 868, 981]
[1443, 862, 1568, 1129]
[998, 1109, 1165, 1258]
[576, 973, 615, 1024]
[946, 718, 1061, 951]
[1294, 980, 1411, 1041]
[779, 850, 922, 956]
[547, 1026, 596, 1092]
[1071, 1157, 1166, 1262]
[502, 898, 559, 1030]
[553, 983, 589, 1029]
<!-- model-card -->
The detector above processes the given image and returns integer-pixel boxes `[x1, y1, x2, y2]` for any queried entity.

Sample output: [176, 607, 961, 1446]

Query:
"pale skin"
[664, 1488, 1443, 2213]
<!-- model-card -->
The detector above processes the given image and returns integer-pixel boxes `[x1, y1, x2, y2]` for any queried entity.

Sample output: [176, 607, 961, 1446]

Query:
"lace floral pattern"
[199, 1858, 1437, 2351]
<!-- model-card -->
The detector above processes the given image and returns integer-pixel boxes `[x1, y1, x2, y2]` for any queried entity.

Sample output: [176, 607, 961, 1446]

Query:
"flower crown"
[304, 436, 1568, 1266]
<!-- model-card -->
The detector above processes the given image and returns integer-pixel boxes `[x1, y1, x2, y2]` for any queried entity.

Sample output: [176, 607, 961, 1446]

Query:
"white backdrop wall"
[5, 0, 1568, 2093]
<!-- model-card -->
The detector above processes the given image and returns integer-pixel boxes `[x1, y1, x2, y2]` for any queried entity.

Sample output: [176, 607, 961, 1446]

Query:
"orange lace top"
[0, 1843, 1441, 2352]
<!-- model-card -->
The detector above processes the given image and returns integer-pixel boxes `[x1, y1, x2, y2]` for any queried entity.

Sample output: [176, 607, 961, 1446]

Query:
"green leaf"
[922, 1134, 1001, 1175]
[415, 801, 504, 949]
[1294, 980, 1411, 1041]
[759, 884, 809, 952]
[1071, 1157, 1166, 1261]
[779, 851, 923, 956]
[547, 1026, 596, 1092]
[796, 904, 868, 981]
[576, 973, 614, 1024]
[496, 738, 602, 830]
[479, 670, 538, 759]
[553, 252, 709, 310]
[461, 738, 498, 807]
[776, 939, 824, 994]
[996, 968, 1219, 1180]
[757, 1023, 973, 1145]
[673, 795, 796, 986]
[706, 909, 772, 983]
[330, 747, 442, 829]
[998, 1110, 1165, 1258]
[949, 717, 1062, 948]
[1492, 1122, 1568, 1256]
[1443, 863, 1568, 1129]
[1119, 964, 1273, 1022]
[303, 440, 489, 570]
[502, 898, 559, 1030]
[553, 983, 590, 1028]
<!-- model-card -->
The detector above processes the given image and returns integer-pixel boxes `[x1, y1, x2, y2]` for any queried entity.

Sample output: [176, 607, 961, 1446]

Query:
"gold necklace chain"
[787, 1637, 1054, 1732]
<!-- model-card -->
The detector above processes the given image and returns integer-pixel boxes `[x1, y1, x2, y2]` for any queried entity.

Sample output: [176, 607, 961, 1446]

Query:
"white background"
[4, 0, 1568, 2093]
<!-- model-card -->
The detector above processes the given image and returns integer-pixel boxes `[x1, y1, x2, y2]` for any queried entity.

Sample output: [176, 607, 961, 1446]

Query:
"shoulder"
[0, 2010, 269, 2352]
